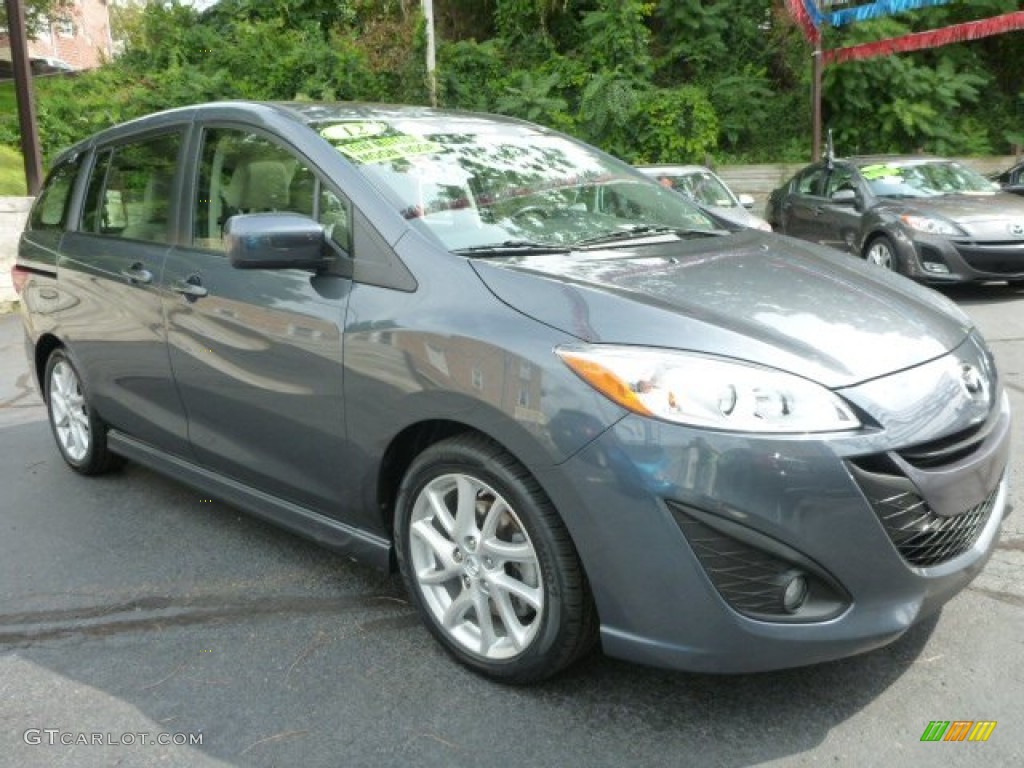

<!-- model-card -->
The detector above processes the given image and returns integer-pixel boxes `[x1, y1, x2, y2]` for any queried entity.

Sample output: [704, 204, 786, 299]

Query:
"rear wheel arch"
[34, 334, 64, 393]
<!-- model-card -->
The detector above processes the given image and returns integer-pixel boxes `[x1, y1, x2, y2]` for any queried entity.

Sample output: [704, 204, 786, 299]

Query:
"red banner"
[824, 11, 1024, 64]
[786, 0, 821, 44]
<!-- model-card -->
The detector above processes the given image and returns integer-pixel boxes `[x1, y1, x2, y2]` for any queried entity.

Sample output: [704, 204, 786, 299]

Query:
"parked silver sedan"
[638, 164, 772, 231]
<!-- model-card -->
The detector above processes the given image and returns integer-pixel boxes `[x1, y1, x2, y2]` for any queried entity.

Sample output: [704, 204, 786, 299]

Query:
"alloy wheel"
[408, 473, 543, 660]
[49, 359, 91, 462]
[866, 240, 895, 270]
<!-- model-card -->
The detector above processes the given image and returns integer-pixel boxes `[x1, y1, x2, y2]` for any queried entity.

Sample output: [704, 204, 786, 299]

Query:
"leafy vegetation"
[1, 0, 1021, 167]
[0, 145, 28, 196]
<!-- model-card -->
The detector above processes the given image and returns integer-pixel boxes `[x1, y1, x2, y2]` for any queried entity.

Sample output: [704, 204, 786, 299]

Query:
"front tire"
[394, 434, 597, 683]
[44, 348, 120, 475]
[864, 235, 898, 273]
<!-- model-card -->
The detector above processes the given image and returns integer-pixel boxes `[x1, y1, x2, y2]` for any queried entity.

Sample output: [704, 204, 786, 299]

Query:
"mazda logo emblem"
[961, 364, 986, 397]
[1010, 223, 1024, 237]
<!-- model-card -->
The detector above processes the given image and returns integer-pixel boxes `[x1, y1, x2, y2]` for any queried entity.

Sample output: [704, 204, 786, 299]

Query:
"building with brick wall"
[0, 0, 113, 72]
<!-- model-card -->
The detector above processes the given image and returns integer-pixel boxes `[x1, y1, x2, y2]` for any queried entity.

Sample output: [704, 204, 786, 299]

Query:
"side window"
[193, 127, 352, 253]
[79, 132, 182, 243]
[825, 166, 856, 199]
[795, 167, 826, 196]
[29, 154, 83, 231]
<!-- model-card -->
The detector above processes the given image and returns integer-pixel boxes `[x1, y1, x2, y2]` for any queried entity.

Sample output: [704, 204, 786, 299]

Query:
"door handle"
[120, 263, 153, 284]
[172, 275, 208, 301]
[813, 207, 825, 216]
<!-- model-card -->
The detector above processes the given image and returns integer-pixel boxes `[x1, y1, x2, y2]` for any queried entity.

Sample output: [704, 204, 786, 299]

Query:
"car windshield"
[315, 117, 717, 251]
[662, 171, 738, 208]
[859, 160, 998, 198]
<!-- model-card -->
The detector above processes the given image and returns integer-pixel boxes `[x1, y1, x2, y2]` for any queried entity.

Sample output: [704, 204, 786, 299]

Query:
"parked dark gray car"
[993, 160, 1024, 196]
[13, 103, 1012, 682]
[767, 156, 1024, 284]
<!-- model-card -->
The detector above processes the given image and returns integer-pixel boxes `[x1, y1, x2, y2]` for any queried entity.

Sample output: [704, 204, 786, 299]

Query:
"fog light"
[923, 262, 950, 274]
[782, 572, 808, 613]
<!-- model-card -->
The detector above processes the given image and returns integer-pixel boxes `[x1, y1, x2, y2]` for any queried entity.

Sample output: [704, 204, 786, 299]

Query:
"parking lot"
[1, 283, 1022, 768]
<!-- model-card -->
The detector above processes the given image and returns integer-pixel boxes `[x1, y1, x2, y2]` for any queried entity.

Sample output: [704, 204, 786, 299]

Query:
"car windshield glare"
[316, 119, 716, 251]
[860, 160, 998, 198]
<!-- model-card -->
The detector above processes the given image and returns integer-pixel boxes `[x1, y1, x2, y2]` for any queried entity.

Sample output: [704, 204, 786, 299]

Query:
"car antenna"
[824, 128, 835, 171]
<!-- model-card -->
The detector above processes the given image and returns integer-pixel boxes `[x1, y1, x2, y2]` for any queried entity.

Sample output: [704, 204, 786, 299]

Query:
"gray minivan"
[14, 102, 1011, 682]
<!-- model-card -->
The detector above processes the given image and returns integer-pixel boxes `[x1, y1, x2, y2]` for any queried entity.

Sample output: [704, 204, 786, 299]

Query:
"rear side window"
[29, 155, 83, 231]
[79, 131, 183, 243]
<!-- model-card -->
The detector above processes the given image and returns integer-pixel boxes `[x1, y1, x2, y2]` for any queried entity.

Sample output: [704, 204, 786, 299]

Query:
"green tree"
[0, 0, 72, 38]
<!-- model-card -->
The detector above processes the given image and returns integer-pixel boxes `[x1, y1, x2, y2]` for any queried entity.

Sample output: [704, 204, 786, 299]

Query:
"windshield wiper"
[575, 225, 723, 247]
[452, 240, 571, 256]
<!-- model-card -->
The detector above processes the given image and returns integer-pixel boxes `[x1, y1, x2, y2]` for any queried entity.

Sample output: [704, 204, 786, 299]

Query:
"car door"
[779, 165, 827, 240]
[161, 124, 355, 513]
[819, 163, 866, 253]
[53, 129, 192, 456]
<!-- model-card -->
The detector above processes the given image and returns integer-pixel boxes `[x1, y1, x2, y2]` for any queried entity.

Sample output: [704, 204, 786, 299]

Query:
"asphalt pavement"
[1, 285, 1022, 768]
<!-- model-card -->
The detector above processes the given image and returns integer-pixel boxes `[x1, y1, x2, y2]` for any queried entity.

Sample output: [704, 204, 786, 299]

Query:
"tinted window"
[29, 155, 83, 231]
[79, 132, 182, 243]
[795, 167, 826, 196]
[193, 128, 352, 253]
[825, 166, 857, 198]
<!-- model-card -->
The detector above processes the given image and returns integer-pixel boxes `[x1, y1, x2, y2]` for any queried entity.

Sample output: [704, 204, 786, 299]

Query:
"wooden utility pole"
[422, 0, 437, 107]
[4, 0, 44, 194]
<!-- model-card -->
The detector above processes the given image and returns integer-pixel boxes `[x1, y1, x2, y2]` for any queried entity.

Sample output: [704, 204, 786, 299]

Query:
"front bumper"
[536, 350, 1012, 673]
[895, 230, 1024, 283]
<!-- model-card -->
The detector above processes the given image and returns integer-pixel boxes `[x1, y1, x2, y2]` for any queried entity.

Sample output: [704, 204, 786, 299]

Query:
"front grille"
[953, 242, 1024, 275]
[897, 422, 988, 469]
[668, 502, 849, 622]
[849, 460, 1000, 567]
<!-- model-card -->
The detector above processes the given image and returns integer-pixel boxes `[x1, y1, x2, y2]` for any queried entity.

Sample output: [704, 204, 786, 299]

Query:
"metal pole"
[422, 0, 437, 107]
[4, 0, 44, 195]
[812, 36, 823, 161]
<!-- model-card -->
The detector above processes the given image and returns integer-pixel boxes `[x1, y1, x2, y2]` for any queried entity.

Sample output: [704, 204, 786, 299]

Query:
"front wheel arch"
[393, 432, 598, 682]
[863, 233, 900, 273]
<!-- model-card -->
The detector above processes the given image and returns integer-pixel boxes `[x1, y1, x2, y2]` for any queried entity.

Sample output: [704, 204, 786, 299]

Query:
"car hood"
[470, 230, 972, 388]
[886, 192, 1024, 226]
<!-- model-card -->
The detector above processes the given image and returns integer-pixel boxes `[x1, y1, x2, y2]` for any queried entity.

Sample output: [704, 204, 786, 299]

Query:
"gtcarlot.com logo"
[23, 729, 204, 747]
[920, 721, 997, 742]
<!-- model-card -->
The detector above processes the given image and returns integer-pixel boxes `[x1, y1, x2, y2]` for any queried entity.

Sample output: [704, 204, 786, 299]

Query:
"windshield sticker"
[329, 134, 442, 165]
[320, 122, 388, 141]
[859, 164, 904, 181]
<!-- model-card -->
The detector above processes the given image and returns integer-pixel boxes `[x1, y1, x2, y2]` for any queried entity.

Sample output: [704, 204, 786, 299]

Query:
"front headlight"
[557, 345, 861, 433]
[900, 214, 961, 236]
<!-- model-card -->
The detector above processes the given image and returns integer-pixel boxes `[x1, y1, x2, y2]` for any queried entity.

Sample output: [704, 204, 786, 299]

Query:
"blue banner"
[828, 0, 954, 28]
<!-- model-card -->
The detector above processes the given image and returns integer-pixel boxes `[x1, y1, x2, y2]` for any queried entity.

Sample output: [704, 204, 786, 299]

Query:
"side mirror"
[225, 213, 331, 270]
[831, 189, 858, 206]
[738, 193, 755, 209]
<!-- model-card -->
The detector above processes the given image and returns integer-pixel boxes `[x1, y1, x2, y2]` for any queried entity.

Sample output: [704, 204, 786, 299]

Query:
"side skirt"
[107, 430, 393, 571]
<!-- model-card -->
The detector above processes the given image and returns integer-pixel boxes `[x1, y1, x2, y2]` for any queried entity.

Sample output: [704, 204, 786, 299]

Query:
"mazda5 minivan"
[14, 102, 1011, 682]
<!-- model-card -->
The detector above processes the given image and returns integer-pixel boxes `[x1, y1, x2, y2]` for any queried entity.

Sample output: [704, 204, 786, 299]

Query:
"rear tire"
[394, 434, 597, 683]
[44, 348, 121, 475]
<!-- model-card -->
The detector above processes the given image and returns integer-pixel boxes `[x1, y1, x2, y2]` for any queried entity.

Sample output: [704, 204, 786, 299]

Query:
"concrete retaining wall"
[0, 197, 32, 311]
